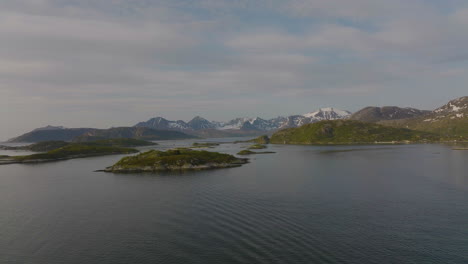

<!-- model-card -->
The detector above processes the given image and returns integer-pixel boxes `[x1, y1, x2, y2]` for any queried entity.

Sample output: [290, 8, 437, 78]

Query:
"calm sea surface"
[0, 140, 467, 264]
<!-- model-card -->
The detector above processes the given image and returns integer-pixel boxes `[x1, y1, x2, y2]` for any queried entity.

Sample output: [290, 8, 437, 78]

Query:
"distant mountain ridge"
[349, 106, 430, 123]
[381, 96, 468, 138]
[135, 107, 352, 133]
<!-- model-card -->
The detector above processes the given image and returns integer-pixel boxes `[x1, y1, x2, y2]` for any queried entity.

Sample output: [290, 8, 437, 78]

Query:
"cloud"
[1, 0, 468, 139]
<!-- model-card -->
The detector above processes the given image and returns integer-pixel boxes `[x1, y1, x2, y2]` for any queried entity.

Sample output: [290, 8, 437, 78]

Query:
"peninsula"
[270, 120, 440, 145]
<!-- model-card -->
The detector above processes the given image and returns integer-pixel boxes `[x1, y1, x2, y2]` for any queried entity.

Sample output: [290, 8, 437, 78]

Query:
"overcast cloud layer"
[1, 0, 468, 140]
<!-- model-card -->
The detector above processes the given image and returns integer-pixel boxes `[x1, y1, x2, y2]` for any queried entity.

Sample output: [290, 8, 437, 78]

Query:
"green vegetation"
[381, 116, 468, 140]
[237, 150, 276, 155]
[248, 135, 270, 144]
[105, 149, 249, 172]
[270, 120, 440, 145]
[191, 142, 220, 148]
[247, 144, 267, 149]
[26, 141, 70, 151]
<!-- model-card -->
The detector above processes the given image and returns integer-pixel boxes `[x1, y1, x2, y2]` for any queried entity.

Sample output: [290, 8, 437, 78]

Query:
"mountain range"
[134, 108, 352, 133]
[6, 96, 468, 142]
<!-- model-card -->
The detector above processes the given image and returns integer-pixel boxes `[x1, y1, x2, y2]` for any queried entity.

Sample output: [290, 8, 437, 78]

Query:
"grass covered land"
[104, 149, 248, 172]
[270, 120, 440, 145]
[381, 116, 468, 140]
[237, 150, 276, 155]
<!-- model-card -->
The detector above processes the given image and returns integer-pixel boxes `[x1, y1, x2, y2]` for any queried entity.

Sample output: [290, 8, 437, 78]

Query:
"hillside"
[381, 96, 468, 139]
[349, 106, 429, 123]
[270, 120, 439, 144]
[8, 128, 95, 143]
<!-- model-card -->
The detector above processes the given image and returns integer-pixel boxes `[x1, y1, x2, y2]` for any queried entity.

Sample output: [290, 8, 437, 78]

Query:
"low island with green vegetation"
[191, 142, 220, 148]
[247, 144, 268, 149]
[237, 150, 276, 155]
[0, 145, 138, 165]
[0, 138, 158, 165]
[270, 120, 440, 145]
[103, 148, 249, 173]
[234, 135, 270, 144]
[0, 138, 157, 152]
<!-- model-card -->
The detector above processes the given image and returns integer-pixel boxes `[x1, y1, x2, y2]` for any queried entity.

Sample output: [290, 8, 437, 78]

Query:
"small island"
[247, 144, 267, 149]
[237, 150, 276, 155]
[191, 142, 220, 148]
[104, 149, 249, 172]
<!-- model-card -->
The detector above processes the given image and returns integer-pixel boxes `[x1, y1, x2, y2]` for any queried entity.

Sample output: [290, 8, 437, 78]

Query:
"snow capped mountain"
[423, 96, 468, 122]
[218, 117, 253, 130]
[134, 117, 189, 130]
[433, 96, 468, 115]
[187, 116, 217, 130]
[303, 108, 352, 120]
[134, 107, 351, 132]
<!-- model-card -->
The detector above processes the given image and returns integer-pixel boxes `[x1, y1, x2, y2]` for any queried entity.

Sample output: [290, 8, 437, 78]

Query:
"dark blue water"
[0, 141, 467, 264]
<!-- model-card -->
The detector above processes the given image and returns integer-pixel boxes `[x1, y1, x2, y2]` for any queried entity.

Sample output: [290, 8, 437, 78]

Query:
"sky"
[1, 0, 468, 140]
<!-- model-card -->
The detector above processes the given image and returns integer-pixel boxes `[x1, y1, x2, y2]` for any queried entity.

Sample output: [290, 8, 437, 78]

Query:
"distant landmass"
[8, 128, 95, 143]
[73, 127, 195, 142]
[8, 127, 195, 143]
